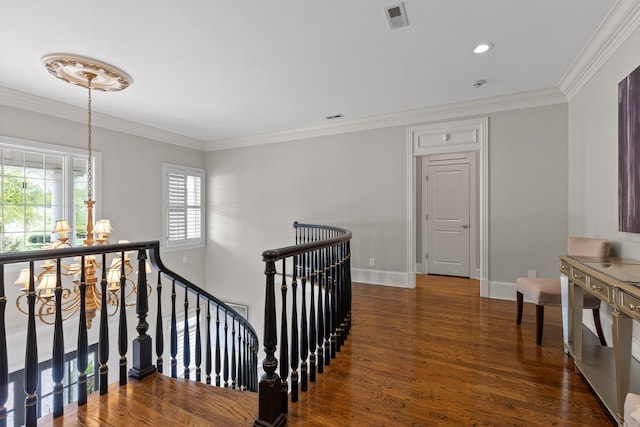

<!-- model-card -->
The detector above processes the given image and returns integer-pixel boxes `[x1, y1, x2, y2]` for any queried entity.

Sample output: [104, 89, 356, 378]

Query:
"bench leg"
[536, 305, 544, 345]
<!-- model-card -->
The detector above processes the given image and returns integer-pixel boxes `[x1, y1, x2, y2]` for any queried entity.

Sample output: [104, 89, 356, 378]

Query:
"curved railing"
[0, 241, 258, 427]
[256, 222, 352, 427]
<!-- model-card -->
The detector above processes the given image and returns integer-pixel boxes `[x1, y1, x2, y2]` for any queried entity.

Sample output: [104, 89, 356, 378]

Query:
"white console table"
[560, 255, 640, 425]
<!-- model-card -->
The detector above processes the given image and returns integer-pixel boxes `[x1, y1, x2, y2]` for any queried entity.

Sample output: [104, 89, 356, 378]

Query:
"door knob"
[461, 224, 469, 229]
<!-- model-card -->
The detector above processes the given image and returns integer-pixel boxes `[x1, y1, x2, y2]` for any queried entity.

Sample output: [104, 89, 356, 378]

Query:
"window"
[0, 137, 101, 253]
[162, 163, 205, 248]
[6, 343, 98, 427]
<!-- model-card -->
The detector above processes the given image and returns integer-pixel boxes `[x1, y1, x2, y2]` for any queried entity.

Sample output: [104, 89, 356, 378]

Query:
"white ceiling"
[0, 1, 617, 145]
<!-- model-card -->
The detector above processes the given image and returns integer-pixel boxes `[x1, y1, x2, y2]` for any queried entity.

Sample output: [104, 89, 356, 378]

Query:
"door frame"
[406, 117, 489, 295]
[423, 152, 477, 278]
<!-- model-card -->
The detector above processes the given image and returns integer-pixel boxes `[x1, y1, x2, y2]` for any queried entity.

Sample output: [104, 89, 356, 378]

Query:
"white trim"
[3, 85, 565, 153]
[0, 86, 206, 151]
[485, 280, 516, 301]
[162, 162, 206, 249]
[206, 88, 565, 151]
[351, 268, 413, 288]
[0, 135, 103, 247]
[559, 0, 640, 100]
[407, 117, 489, 296]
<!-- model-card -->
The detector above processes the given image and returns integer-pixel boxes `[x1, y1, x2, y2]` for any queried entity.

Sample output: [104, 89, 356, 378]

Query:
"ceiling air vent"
[384, 3, 409, 30]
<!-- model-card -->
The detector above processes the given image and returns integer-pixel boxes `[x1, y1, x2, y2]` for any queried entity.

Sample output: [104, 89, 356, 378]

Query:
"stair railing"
[0, 240, 258, 427]
[256, 222, 352, 427]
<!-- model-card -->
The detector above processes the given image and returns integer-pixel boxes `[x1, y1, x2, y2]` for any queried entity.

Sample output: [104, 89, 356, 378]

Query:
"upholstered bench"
[516, 237, 611, 345]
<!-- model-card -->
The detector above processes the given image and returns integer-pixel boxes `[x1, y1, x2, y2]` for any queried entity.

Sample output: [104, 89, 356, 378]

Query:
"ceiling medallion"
[42, 53, 132, 91]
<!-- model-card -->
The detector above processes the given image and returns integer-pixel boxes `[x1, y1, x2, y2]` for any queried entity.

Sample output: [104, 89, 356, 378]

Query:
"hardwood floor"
[39, 275, 615, 426]
[286, 275, 615, 426]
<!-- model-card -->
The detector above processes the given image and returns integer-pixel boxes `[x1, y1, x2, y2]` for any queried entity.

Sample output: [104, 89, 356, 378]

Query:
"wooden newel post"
[255, 258, 286, 427]
[129, 250, 156, 380]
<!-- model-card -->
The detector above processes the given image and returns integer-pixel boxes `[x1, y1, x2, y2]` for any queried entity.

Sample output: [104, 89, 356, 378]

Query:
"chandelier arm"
[15, 293, 29, 316]
[123, 278, 138, 307]
[36, 300, 57, 326]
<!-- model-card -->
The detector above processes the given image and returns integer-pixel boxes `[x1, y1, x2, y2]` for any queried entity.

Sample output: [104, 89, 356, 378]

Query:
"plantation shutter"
[164, 164, 205, 248]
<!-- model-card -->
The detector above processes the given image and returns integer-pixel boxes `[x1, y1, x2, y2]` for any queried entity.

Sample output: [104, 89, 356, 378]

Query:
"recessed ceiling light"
[473, 43, 494, 54]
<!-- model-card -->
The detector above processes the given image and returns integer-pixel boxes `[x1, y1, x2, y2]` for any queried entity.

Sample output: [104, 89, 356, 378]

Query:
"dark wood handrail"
[256, 222, 352, 427]
[262, 222, 352, 262]
[0, 240, 258, 427]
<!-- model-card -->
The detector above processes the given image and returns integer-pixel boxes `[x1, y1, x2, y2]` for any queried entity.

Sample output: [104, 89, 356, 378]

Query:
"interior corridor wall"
[0, 105, 207, 286]
[567, 22, 640, 351]
[205, 103, 569, 336]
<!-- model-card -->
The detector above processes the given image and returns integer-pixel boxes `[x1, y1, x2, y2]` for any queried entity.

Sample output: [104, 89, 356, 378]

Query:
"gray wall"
[567, 21, 640, 347]
[206, 104, 569, 338]
[489, 105, 569, 282]
[0, 105, 207, 285]
[205, 126, 408, 330]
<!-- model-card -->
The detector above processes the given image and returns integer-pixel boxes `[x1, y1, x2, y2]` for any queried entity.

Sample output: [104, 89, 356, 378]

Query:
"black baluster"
[237, 321, 242, 390]
[118, 251, 128, 386]
[309, 250, 317, 382]
[77, 255, 89, 405]
[290, 256, 299, 402]
[316, 249, 324, 373]
[52, 261, 64, 418]
[24, 261, 38, 427]
[300, 251, 309, 392]
[242, 327, 248, 390]
[215, 306, 221, 387]
[280, 259, 289, 413]
[0, 264, 5, 427]
[346, 241, 352, 336]
[195, 295, 202, 382]
[252, 335, 259, 392]
[183, 289, 190, 379]
[223, 310, 229, 387]
[231, 315, 236, 389]
[206, 304, 212, 385]
[156, 273, 164, 374]
[324, 247, 331, 365]
[128, 249, 156, 379]
[331, 245, 339, 356]
[170, 280, 178, 378]
[0, 265, 6, 426]
[255, 258, 284, 427]
[99, 253, 109, 394]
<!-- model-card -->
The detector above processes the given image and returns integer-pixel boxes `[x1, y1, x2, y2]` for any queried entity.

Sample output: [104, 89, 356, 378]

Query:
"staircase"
[0, 222, 352, 426]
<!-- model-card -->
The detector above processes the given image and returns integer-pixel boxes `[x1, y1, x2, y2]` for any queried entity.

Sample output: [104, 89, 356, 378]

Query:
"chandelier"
[14, 54, 137, 328]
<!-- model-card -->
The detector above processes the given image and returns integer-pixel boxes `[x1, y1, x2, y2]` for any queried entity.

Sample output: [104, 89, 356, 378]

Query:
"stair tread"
[38, 373, 258, 426]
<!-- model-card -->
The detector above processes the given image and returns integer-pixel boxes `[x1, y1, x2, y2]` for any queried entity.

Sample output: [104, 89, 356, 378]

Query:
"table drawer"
[570, 267, 587, 287]
[619, 290, 640, 321]
[587, 277, 612, 302]
[560, 260, 571, 275]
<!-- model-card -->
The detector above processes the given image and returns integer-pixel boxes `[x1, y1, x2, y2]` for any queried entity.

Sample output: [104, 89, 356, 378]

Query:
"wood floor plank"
[37, 275, 615, 426]
[286, 275, 615, 426]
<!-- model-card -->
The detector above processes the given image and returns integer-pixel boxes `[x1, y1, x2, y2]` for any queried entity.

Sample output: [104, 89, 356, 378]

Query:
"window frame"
[162, 162, 205, 250]
[0, 136, 102, 252]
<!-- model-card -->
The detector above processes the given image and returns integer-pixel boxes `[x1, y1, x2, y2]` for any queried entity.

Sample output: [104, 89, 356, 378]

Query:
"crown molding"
[205, 87, 567, 151]
[2, 84, 567, 154]
[559, 0, 640, 100]
[0, 86, 206, 151]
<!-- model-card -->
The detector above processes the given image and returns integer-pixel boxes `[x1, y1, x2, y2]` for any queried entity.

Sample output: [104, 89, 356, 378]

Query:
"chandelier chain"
[87, 74, 93, 202]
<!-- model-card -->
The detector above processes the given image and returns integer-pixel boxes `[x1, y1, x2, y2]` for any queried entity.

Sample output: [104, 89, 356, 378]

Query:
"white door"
[426, 162, 470, 277]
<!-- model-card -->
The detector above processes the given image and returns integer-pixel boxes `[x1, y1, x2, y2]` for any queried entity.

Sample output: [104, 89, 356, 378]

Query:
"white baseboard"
[485, 280, 516, 301]
[351, 268, 413, 288]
